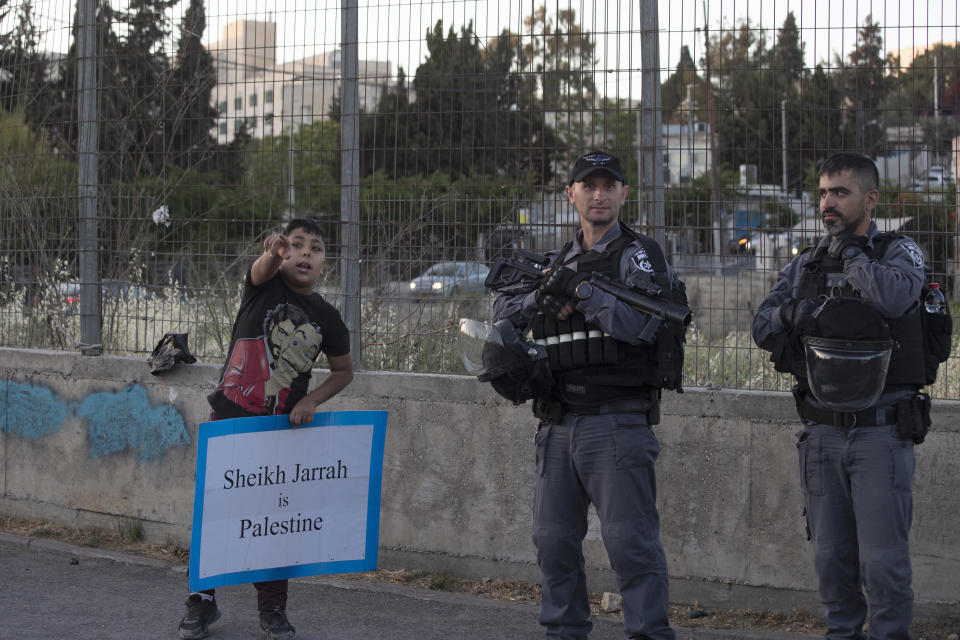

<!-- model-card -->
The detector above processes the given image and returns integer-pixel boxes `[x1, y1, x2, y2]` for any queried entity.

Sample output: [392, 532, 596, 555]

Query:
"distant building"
[954, 137, 960, 249]
[208, 20, 392, 142]
[663, 122, 712, 184]
[877, 126, 956, 185]
[889, 42, 958, 72]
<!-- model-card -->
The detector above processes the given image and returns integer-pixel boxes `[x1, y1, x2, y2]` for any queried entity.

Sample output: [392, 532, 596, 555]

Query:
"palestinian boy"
[178, 218, 353, 640]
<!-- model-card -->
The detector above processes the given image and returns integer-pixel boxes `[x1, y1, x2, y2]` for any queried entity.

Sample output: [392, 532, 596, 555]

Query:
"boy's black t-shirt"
[207, 270, 350, 419]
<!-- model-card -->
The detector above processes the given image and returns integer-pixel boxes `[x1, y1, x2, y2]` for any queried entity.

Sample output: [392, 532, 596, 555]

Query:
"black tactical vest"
[795, 235, 925, 389]
[531, 226, 685, 410]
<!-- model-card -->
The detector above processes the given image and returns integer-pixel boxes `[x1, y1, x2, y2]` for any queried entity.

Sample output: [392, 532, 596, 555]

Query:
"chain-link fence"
[0, 1, 958, 396]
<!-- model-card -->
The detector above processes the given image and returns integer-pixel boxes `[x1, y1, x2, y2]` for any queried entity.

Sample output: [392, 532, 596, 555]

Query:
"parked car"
[906, 181, 951, 201]
[101, 279, 151, 301]
[55, 282, 81, 306]
[729, 234, 756, 254]
[54, 279, 151, 307]
[909, 168, 954, 189]
[409, 262, 490, 299]
[913, 177, 953, 188]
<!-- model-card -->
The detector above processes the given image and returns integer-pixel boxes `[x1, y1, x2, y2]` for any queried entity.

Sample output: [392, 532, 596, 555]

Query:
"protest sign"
[188, 411, 387, 591]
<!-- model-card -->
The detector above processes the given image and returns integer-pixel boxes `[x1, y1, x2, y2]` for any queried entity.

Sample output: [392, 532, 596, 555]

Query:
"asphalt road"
[0, 532, 820, 640]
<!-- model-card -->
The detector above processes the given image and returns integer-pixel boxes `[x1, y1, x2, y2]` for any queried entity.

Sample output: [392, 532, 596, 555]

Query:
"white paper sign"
[188, 411, 388, 591]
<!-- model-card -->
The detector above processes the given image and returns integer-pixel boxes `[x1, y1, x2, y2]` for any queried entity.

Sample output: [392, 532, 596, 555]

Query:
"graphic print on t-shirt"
[216, 303, 324, 414]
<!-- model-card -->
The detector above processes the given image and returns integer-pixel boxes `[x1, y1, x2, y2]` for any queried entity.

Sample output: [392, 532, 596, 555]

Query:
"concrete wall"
[1, 347, 958, 622]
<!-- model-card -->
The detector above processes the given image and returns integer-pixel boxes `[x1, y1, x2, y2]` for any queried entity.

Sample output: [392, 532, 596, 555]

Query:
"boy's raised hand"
[251, 233, 290, 286]
[264, 233, 291, 260]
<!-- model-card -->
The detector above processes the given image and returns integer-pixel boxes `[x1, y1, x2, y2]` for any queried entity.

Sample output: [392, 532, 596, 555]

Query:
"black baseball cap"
[568, 151, 626, 186]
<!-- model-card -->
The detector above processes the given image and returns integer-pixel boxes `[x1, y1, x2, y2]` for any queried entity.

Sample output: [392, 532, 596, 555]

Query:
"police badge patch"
[630, 248, 654, 273]
[901, 241, 925, 269]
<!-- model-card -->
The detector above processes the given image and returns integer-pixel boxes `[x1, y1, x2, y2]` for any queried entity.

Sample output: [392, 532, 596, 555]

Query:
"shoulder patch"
[630, 247, 655, 273]
[900, 241, 925, 269]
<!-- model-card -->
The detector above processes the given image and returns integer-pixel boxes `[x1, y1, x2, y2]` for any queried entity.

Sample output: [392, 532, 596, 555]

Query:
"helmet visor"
[459, 318, 502, 375]
[802, 336, 893, 411]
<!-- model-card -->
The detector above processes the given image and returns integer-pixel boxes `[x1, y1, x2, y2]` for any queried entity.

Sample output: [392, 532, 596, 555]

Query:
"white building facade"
[662, 122, 712, 184]
[208, 20, 392, 143]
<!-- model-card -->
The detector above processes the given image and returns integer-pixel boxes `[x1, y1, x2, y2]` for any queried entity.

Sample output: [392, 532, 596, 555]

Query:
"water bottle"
[924, 283, 946, 314]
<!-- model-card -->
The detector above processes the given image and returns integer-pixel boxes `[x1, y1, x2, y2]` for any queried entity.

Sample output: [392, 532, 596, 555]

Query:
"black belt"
[564, 398, 655, 415]
[533, 396, 656, 423]
[799, 403, 898, 428]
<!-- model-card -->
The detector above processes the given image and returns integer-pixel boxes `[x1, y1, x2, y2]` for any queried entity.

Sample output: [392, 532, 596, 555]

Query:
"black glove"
[827, 233, 867, 261]
[539, 266, 589, 298]
[535, 290, 568, 317]
[778, 298, 818, 328]
[147, 332, 197, 375]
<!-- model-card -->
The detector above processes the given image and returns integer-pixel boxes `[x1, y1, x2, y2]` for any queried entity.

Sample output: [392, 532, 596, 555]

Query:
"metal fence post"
[954, 137, 960, 300]
[639, 0, 665, 249]
[340, 0, 361, 366]
[77, 0, 101, 355]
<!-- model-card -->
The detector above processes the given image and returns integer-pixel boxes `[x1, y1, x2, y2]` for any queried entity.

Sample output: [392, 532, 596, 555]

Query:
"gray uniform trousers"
[533, 411, 675, 640]
[797, 423, 915, 640]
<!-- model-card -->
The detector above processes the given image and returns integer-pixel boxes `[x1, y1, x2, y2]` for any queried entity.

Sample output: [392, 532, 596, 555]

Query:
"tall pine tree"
[661, 45, 706, 124]
[165, 0, 217, 171]
[0, 1, 49, 118]
[834, 15, 888, 156]
[364, 20, 556, 182]
[121, 0, 177, 178]
[43, 0, 178, 182]
[771, 12, 806, 189]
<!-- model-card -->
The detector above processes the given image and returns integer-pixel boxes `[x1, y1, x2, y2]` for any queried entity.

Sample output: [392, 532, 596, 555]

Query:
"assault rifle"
[485, 249, 691, 344]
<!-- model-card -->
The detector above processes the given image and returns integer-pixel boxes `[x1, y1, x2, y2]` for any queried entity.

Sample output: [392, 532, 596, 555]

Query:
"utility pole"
[781, 99, 788, 194]
[288, 117, 295, 214]
[636, 109, 643, 225]
[702, 2, 723, 269]
[856, 101, 864, 154]
[687, 84, 695, 181]
[954, 136, 960, 300]
[934, 54, 940, 164]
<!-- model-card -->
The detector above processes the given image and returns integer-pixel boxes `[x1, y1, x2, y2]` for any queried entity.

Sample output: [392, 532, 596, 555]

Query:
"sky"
[21, 0, 960, 101]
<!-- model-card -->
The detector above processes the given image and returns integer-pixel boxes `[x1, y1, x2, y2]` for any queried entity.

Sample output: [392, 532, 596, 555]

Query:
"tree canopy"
[0, 2, 954, 280]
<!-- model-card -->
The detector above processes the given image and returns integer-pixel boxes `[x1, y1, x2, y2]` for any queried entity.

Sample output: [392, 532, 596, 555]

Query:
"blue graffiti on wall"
[0, 382, 66, 440]
[0, 381, 190, 461]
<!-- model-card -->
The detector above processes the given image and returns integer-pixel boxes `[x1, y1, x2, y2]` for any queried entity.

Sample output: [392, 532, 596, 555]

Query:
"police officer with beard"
[752, 153, 928, 640]
[493, 151, 682, 640]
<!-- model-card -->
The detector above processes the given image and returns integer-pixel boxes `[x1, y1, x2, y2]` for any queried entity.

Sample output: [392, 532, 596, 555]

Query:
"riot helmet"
[459, 318, 552, 404]
[800, 296, 893, 410]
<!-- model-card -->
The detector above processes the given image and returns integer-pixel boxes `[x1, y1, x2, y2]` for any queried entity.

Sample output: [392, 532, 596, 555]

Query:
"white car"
[409, 262, 490, 299]
[912, 168, 954, 188]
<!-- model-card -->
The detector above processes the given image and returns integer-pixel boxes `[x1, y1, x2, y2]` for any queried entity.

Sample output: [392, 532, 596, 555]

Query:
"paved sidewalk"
[1, 532, 821, 640]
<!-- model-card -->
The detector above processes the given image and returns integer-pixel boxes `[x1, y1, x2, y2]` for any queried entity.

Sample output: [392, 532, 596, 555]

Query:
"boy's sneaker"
[178, 594, 221, 639]
[259, 606, 296, 639]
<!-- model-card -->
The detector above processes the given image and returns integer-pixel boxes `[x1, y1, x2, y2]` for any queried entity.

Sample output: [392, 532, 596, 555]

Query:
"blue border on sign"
[188, 411, 388, 591]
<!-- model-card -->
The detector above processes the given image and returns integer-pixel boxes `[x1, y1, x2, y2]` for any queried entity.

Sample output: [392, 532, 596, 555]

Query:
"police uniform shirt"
[492, 224, 681, 346]
[751, 220, 926, 409]
[752, 221, 925, 348]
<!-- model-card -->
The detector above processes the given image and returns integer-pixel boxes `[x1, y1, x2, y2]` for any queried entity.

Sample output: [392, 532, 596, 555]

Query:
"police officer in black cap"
[752, 152, 929, 640]
[492, 151, 682, 640]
